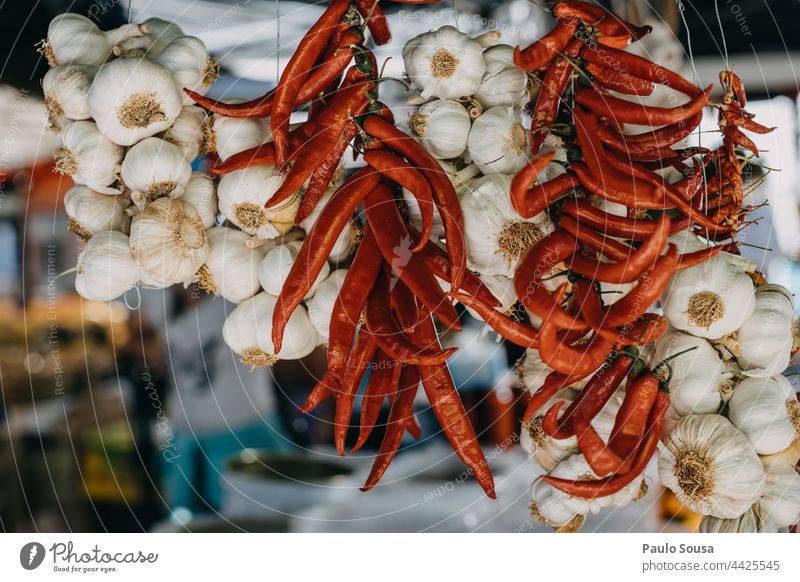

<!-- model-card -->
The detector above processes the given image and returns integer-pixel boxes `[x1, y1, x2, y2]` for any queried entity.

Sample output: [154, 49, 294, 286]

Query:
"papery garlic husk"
[54, 121, 124, 194]
[74, 231, 139, 301]
[539, 134, 569, 182]
[461, 173, 553, 277]
[299, 185, 355, 262]
[159, 105, 207, 161]
[403, 26, 486, 100]
[759, 464, 800, 528]
[258, 240, 330, 298]
[222, 291, 318, 366]
[179, 172, 218, 229]
[204, 113, 271, 160]
[698, 503, 777, 533]
[474, 45, 528, 109]
[129, 197, 209, 288]
[662, 254, 756, 339]
[114, 18, 184, 58]
[669, 228, 710, 254]
[88, 57, 183, 145]
[467, 106, 529, 175]
[735, 284, 795, 377]
[653, 331, 730, 418]
[307, 269, 348, 345]
[121, 138, 192, 208]
[408, 99, 471, 159]
[479, 274, 518, 313]
[529, 478, 585, 532]
[727, 375, 800, 455]
[38, 13, 145, 67]
[64, 185, 131, 241]
[196, 227, 267, 304]
[658, 413, 765, 519]
[42, 64, 96, 128]
[217, 167, 294, 239]
[154, 36, 219, 105]
[517, 349, 555, 395]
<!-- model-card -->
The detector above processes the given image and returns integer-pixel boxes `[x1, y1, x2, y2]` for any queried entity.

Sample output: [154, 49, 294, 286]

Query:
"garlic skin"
[467, 106, 529, 175]
[479, 274, 518, 313]
[258, 240, 330, 298]
[74, 231, 139, 301]
[54, 121, 124, 194]
[736, 284, 795, 378]
[520, 407, 578, 471]
[474, 45, 528, 109]
[408, 99, 471, 159]
[205, 114, 271, 161]
[759, 465, 800, 528]
[307, 269, 348, 345]
[114, 18, 184, 58]
[517, 349, 555, 395]
[159, 105, 206, 161]
[89, 57, 183, 146]
[403, 26, 486, 100]
[197, 227, 266, 304]
[662, 254, 755, 339]
[129, 197, 209, 288]
[121, 138, 192, 207]
[529, 478, 585, 532]
[42, 64, 96, 128]
[728, 375, 800, 455]
[154, 36, 219, 105]
[64, 185, 131, 240]
[222, 292, 318, 366]
[217, 167, 295, 239]
[658, 414, 765, 519]
[698, 504, 777, 533]
[299, 186, 356, 263]
[179, 172, 218, 229]
[461, 174, 552, 277]
[39, 13, 145, 67]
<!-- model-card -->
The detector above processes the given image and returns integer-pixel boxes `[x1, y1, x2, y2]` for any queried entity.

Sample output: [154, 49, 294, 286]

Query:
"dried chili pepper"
[523, 370, 590, 421]
[570, 162, 668, 212]
[608, 370, 659, 468]
[561, 199, 689, 240]
[352, 350, 403, 453]
[449, 291, 539, 348]
[510, 151, 555, 216]
[572, 413, 627, 476]
[514, 18, 579, 72]
[585, 62, 654, 96]
[517, 173, 580, 219]
[335, 330, 378, 454]
[355, 0, 391, 45]
[558, 213, 635, 262]
[575, 85, 711, 127]
[676, 245, 724, 270]
[417, 241, 501, 309]
[554, 0, 652, 42]
[299, 373, 333, 413]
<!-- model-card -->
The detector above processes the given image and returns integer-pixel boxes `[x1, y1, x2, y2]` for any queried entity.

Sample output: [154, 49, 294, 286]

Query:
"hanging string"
[713, 0, 730, 70]
[275, 0, 281, 85]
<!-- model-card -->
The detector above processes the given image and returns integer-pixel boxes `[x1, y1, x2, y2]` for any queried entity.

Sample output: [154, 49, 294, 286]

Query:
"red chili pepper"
[416, 240, 501, 309]
[573, 106, 604, 178]
[389, 278, 420, 332]
[558, 213, 636, 262]
[571, 162, 668, 212]
[724, 111, 774, 134]
[575, 85, 711, 127]
[723, 125, 759, 157]
[720, 70, 747, 106]
[572, 413, 627, 477]
[585, 62, 654, 96]
[355, 0, 391, 45]
[510, 152, 556, 216]
[554, 1, 652, 42]
[608, 370, 659, 469]
[597, 113, 703, 158]
[676, 245, 724, 270]
[523, 370, 589, 421]
[517, 173, 580, 219]
[335, 329, 378, 455]
[514, 18, 579, 72]
[449, 291, 540, 348]
[561, 199, 689, 240]
[352, 350, 403, 453]
[298, 373, 333, 413]
[209, 126, 311, 174]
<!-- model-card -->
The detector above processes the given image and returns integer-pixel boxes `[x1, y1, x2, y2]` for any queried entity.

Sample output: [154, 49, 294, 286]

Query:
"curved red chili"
[449, 291, 539, 348]
[518, 173, 579, 219]
[575, 85, 711, 127]
[558, 214, 635, 262]
[514, 18, 579, 72]
[335, 330, 378, 455]
[352, 350, 402, 454]
[609, 370, 659, 469]
[561, 199, 689, 241]
[585, 62, 654, 96]
[355, 0, 391, 45]
[510, 151, 556, 216]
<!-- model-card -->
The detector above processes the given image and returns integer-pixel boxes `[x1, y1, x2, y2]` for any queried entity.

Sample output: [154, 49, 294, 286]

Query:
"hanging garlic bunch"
[403, 26, 486, 100]
[759, 465, 800, 529]
[159, 105, 206, 161]
[728, 375, 800, 456]
[74, 231, 139, 301]
[113, 18, 184, 58]
[121, 137, 192, 208]
[528, 478, 585, 532]
[408, 99, 471, 159]
[42, 64, 96, 128]
[258, 240, 330, 298]
[698, 504, 777, 533]
[473, 45, 528, 109]
[129, 197, 209, 288]
[203, 113, 271, 160]
[461, 174, 553, 277]
[658, 414, 765, 519]
[196, 227, 267, 304]
[734, 285, 795, 377]
[88, 57, 183, 145]
[306, 269, 348, 345]
[222, 292, 318, 367]
[179, 172, 218, 229]
[217, 167, 295, 239]
[467, 106, 529, 174]
[38, 13, 146, 67]
[299, 186, 357, 263]
[154, 36, 220, 105]
[64, 185, 130, 241]
[662, 254, 756, 339]
[54, 121, 124, 194]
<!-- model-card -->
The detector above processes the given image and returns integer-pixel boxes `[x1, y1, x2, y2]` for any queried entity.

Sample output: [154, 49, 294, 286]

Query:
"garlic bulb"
[653, 331, 730, 418]
[408, 99, 471, 159]
[64, 185, 130, 240]
[74, 231, 138, 301]
[38, 13, 145, 67]
[217, 167, 295, 238]
[179, 172, 218, 229]
[196, 227, 267, 304]
[467, 106, 529, 174]
[154, 36, 219, 105]
[474, 45, 528, 109]
[54, 121, 124, 194]
[114, 18, 184, 58]
[759, 465, 800, 528]
[307, 269, 348, 345]
[728, 375, 800, 455]
[42, 64, 96, 128]
[479, 274, 518, 313]
[159, 105, 206, 161]
[736, 284, 795, 378]
[121, 137, 192, 207]
[130, 197, 209, 288]
[658, 414, 765, 519]
[520, 409, 578, 471]
[698, 504, 776, 533]
[461, 174, 553, 277]
[662, 254, 755, 339]
[529, 478, 585, 532]
[403, 26, 486, 100]
[222, 292, 318, 366]
[204, 114, 271, 161]
[258, 240, 330, 298]
[299, 186, 356, 263]
[517, 349, 555, 395]
[88, 57, 183, 145]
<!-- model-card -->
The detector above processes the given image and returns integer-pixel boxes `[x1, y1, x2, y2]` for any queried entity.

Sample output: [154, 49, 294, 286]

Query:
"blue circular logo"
[20, 542, 45, 570]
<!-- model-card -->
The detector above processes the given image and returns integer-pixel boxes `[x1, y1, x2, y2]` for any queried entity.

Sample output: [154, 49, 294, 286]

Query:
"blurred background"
[0, 0, 798, 533]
